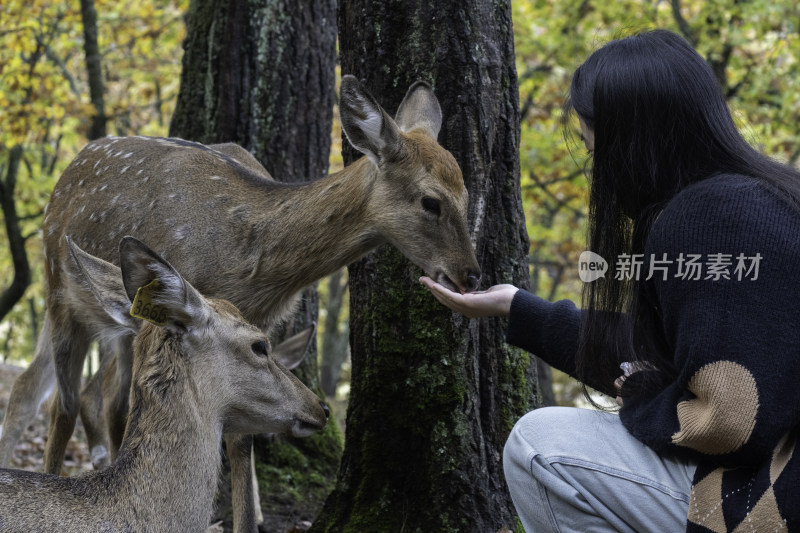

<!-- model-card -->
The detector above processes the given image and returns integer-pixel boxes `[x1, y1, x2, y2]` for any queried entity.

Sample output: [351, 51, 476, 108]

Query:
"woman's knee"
[504, 407, 572, 473]
[505, 406, 616, 469]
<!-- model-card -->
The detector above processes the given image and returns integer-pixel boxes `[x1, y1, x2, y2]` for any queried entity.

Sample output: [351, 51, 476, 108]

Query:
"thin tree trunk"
[311, 1, 536, 530]
[79, 0, 106, 140]
[169, 0, 338, 528]
[0, 146, 31, 323]
[320, 270, 348, 397]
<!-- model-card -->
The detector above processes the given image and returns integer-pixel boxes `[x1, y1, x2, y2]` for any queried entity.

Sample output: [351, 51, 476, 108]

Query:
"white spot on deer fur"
[99, 184, 107, 191]
[136, 157, 146, 165]
[90, 144, 101, 151]
[175, 226, 189, 240]
[149, 200, 157, 209]
[137, 169, 143, 175]
[121, 166, 130, 174]
[210, 175, 225, 181]
[111, 194, 120, 205]
[142, 176, 150, 184]
[79, 205, 86, 214]
[123, 152, 133, 159]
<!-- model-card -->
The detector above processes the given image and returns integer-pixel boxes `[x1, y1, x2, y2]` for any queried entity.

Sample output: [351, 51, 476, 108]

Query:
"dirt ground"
[0, 362, 94, 474]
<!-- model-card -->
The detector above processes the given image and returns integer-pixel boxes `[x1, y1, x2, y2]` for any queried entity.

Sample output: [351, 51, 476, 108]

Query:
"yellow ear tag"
[129, 279, 169, 326]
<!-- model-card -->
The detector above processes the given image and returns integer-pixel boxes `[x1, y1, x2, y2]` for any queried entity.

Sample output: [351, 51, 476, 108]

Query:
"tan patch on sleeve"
[672, 361, 759, 455]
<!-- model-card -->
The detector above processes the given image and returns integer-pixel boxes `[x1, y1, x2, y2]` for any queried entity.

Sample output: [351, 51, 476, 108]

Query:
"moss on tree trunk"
[311, 0, 536, 531]
[169, 0, 339, 529]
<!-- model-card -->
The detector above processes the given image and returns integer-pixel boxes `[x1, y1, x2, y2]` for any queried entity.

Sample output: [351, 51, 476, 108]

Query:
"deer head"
[66, 236, 329, 438]
[340, 76, 481, 293]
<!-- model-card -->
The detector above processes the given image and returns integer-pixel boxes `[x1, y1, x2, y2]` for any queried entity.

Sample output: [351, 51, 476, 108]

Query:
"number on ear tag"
[130, 279, 169, 325]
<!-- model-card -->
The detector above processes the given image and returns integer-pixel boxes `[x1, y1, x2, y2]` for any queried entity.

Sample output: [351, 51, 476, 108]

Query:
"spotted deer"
[0, 76, 480, 531]
[0, 237, 328, 533]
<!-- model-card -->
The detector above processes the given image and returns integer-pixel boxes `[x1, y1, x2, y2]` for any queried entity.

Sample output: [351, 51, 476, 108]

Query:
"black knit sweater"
[506, 174, 800, 531]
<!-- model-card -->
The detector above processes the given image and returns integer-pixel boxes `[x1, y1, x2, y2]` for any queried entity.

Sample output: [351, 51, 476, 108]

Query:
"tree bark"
[311, 1, 535, 531]
[79, 0, 107, 140]
[0, 146, 32, 324]
[169, 0, 338, 528]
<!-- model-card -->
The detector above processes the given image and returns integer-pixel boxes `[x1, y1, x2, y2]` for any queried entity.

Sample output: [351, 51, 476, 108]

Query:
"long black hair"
[564, 29, 800, 402]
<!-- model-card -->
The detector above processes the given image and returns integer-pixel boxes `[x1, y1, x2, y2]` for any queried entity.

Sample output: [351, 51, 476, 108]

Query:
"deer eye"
[251, 340, 269, 357]
[421, 197, 441, 216]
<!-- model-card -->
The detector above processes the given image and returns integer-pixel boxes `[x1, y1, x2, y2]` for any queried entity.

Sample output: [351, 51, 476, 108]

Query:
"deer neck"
[110, 332, 221, 530]
[225, 158, 385, 318]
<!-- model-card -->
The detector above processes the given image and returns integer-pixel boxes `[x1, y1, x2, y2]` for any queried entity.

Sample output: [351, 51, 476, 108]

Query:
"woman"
[421, 30, 800, 532]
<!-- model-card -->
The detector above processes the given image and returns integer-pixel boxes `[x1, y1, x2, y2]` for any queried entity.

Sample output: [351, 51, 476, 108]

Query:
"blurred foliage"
[0, 0, 187, 363]
[513, 0, 800, 404]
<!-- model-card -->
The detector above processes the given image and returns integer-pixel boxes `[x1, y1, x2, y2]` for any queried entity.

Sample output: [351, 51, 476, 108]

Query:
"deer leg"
[0, 316, 57, 467]
[226, 433, 258, 533]
[251, 446, 264, 526]
[43, 327, 90, 474]
[104, 339, 133, 459]
[78, 343, 114, 469]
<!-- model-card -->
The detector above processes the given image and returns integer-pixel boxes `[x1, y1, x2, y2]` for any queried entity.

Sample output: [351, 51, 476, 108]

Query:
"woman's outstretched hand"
[419, 276, 519, 318]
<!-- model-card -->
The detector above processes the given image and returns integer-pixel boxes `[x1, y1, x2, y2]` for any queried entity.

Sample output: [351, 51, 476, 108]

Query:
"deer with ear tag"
[0, 77, 480, 532]
[0, 236, 328, 533]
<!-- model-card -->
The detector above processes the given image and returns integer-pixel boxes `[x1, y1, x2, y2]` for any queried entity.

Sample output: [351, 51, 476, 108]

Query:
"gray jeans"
[503, 406, 697, 532]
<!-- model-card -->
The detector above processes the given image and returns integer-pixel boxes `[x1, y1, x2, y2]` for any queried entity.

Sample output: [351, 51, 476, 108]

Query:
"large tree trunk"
[311, 1, 536, 531]
[169, 0, 338, 529]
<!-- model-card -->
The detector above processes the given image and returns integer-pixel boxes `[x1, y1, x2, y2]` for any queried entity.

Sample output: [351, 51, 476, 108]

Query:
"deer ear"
[118, 236, 208, 332]
[339, 75, 402, 165]
[66, 236, 139, 335]
[395, 81, 442, 139]
[272, 323, 316, 370]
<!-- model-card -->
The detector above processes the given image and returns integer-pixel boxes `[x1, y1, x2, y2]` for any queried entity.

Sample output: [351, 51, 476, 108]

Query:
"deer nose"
[320, 401, 330, 420]
[464, 269, 481, 292]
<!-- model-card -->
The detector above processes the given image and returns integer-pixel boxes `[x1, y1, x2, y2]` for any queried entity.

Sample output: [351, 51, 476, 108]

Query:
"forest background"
[0, 0, 798, 529]
[1, 0, 797, 403]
